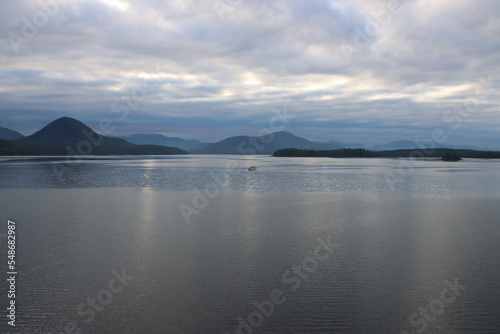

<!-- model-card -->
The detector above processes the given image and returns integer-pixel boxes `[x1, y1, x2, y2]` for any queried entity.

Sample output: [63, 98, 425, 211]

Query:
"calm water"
[0, 155, 499, 333]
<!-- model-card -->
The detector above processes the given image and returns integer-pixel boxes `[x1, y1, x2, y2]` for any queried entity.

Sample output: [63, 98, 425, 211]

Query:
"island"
[442, 150, 461, 161]
[273, 147, 500, 159]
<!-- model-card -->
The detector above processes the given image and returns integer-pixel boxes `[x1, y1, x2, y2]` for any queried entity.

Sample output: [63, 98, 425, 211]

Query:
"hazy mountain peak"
[0, 126, 24, 140]
[192, 131, 342, 154]
[25, 117, 97, 143]
[118, 133, 208, 151]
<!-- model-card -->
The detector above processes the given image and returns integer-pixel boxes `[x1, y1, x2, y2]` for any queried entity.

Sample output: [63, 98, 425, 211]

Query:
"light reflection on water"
[0, 156, 499, 333]
[1, 155, 500, 199]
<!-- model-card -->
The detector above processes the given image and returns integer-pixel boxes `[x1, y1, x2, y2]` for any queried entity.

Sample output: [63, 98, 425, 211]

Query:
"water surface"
[0, 156, 499, 333]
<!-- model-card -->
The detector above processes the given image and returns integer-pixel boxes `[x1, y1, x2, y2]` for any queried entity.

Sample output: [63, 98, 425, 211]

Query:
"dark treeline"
[273, 147, 500, 159]
[0, 139, 188, 156]
[442, 150, 461, 161]
[273, 148, 378, 158]
[377, 148, 500, 159]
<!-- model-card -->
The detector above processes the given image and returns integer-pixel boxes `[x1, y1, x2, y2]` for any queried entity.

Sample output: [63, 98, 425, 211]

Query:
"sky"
[1, 0, 500, 148]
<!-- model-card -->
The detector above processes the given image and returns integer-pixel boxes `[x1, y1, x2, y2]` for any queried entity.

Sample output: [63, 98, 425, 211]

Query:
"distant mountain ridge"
[327, 139, 365, 149]
[192, 131, 343, 154]
[369, 140, 481, 151]
[118, 134, 208, 151]
[1, 118, 490, 156]
[1, 117, 187, 156]
[0, 126, 24, 140]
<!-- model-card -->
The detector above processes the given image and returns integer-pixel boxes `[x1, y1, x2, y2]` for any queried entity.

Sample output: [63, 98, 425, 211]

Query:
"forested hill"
[273, 148, 500, 159]
[273, 148, 378, 157]
[377, 148, 500, 159]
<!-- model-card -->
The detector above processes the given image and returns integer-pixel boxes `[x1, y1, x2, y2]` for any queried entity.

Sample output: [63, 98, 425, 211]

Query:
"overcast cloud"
[1, 0, 499, 148]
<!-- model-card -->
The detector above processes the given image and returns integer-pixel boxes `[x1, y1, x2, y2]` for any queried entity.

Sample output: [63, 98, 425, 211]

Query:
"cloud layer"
[1, 0, 499, 148]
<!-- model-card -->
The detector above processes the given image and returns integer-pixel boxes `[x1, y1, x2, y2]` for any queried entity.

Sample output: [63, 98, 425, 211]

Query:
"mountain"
[1, 117, 188, 156]
[369, 140, 421, 151]
[327, 139, 365, 149]
[369, 140, 481, 151]
[192, 131, 342, 154]
[0, 126, 24, 140]
[22, 117, 129, 146]
[118, 134, 208, 151]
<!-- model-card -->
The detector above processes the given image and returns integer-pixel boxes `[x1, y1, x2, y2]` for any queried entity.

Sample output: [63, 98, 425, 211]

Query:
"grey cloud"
[0, 0, 499, 148]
